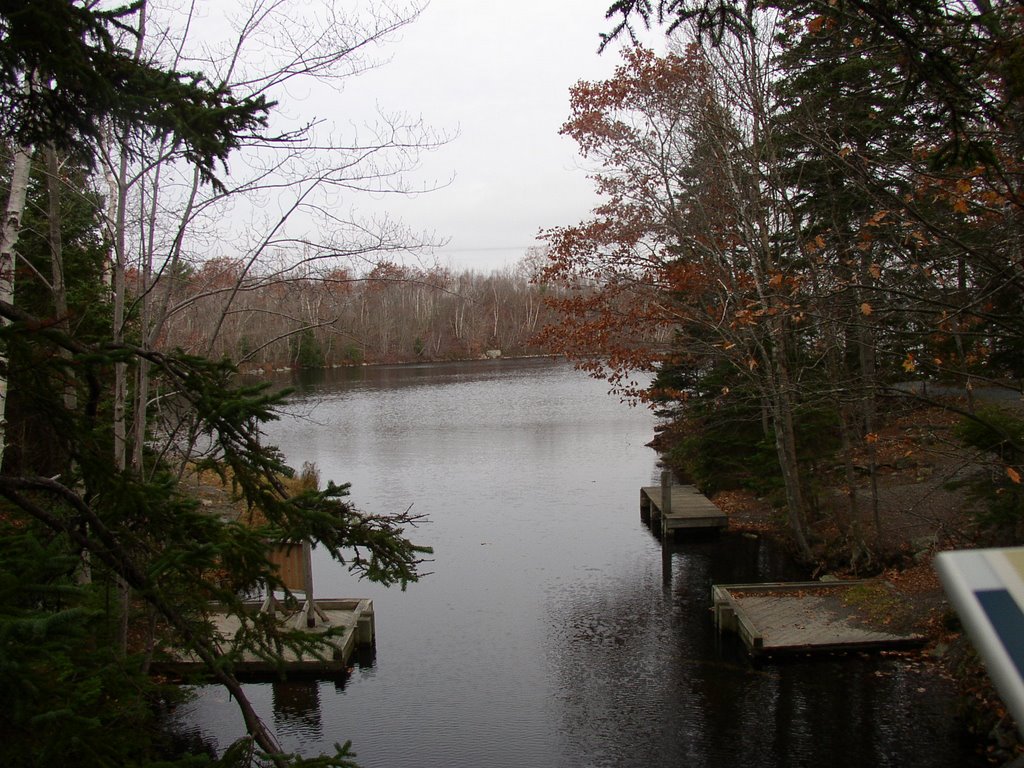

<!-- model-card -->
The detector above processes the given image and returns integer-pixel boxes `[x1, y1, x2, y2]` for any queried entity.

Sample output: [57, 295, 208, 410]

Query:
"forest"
[151, 256, 563, 369]
[540, 1, 1024, 566]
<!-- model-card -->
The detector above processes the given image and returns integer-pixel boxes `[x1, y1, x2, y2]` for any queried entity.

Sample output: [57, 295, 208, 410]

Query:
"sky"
[331, 0, 661, 274]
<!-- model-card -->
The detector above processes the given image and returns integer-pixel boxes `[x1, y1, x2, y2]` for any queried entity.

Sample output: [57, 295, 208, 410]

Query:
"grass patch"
[842, 582, 904, 627]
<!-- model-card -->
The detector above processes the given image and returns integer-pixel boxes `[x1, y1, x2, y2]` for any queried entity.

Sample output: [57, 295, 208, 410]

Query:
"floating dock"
[640, 483, 728, 537]
[159, 598, 375, 676]
[712, 581, 925, 657]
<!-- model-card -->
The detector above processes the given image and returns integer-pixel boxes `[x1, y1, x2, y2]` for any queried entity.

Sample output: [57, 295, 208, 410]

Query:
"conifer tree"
[0, 0, 270, 183]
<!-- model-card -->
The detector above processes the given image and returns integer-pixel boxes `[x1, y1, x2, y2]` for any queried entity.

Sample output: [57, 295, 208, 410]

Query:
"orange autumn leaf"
[902, 353, 917, 372]
[865, 432, 879, 444]
[860, 302, 873, 316]
[866, 210, 889, 226]
[868, 263, 882, 279]
[1008, 467, 1022, 485]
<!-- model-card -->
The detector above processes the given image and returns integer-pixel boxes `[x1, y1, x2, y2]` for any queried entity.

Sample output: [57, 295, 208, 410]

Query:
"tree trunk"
[769, 358, 814, 562]
[110, 0, 148, 655]
[45, 147, 77, 411]
[855, 287, 882, 543]
[110, 154, 128, 475]
[0, 145, 33, 469]
[45, 146, 91, 584]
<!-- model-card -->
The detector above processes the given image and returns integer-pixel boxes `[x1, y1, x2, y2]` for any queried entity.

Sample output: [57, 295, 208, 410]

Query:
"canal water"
[173, 358, 982, 767]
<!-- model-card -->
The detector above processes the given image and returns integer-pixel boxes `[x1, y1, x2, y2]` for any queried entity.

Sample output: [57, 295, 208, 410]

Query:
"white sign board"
[936, 547, 1024, 731]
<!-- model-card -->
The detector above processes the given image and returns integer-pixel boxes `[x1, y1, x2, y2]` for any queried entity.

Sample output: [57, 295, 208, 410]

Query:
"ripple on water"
[177, 360, 982, 768]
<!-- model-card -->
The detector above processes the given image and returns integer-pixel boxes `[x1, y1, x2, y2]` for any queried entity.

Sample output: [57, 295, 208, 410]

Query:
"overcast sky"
[334, 0, 660, 274]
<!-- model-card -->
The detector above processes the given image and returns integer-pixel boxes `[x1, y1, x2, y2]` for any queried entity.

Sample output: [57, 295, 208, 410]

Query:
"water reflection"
[178, 360, 981, 767]
[272, 682, 323, 739]
[549, 533, 977, 767]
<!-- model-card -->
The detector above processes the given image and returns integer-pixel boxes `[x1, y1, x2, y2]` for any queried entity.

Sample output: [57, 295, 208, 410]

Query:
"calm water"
[174, 358, 981, 767]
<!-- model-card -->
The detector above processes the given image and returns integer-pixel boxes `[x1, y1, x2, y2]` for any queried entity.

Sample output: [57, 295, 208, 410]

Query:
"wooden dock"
[640, 483, 728, 538]
[159, 598, 375, 676]
[712, 581, 925, 657]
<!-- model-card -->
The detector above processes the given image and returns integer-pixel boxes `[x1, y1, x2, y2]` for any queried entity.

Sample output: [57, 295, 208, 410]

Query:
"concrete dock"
[640, 483, 728, 537]
[712, 581, 924, 657]
[159, 598, 375, 676]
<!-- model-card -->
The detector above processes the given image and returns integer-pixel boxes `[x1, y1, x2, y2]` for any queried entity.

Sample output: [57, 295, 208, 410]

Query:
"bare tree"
[93, 0, 447, 475]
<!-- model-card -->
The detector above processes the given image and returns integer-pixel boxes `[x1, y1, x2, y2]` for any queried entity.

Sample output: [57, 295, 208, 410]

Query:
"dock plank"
[157, 598, 375, 676]
[640, 484, 728, 535]
[712, 581, 924, 656]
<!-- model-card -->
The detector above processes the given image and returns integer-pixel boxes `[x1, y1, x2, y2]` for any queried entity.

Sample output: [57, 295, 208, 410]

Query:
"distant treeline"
[150, 258, 566, 369]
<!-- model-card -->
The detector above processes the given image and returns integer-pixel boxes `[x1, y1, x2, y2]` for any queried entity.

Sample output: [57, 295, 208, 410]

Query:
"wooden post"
[660, 470, 673, 538]
[302, 541, 315, 627]
[660, 470, 673, 512]
[296, 541, 329, 629]
[660, 470, 672, 584]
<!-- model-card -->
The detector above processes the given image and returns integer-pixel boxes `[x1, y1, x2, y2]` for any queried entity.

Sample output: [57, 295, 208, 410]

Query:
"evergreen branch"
[0, 478, 289, 762]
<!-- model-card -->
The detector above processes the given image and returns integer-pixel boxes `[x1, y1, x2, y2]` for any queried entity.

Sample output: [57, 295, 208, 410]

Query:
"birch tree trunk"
[110, 146, 129, 476]
[0, 145, 33, 469]
[45, 147, 77, 412]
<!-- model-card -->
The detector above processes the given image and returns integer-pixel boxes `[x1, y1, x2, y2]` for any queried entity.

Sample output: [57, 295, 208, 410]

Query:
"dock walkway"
[640, 483, 728, 538]
[159, 598, 375, 676]
[712, 581, 924, 656]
